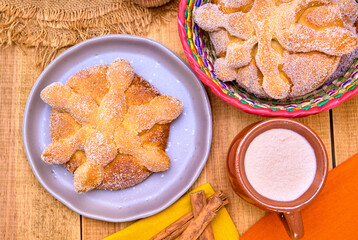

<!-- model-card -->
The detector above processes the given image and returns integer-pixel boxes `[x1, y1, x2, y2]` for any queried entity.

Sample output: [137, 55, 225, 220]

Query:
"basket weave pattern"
[178, 0, 358, 117]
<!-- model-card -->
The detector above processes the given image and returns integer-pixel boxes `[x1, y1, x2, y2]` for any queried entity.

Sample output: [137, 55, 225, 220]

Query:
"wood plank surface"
[0, 5, 353, 240]
[16, 48, 81, 240]
[332, 98, 358, 166]
[0, 47, 81, 240]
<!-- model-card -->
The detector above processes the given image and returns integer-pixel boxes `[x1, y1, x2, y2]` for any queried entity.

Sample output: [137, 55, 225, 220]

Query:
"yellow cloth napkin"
[104, 183, 239, 240]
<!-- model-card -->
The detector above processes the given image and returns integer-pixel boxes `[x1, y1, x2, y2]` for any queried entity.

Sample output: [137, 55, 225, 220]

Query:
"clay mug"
[227, 118, 328, 239]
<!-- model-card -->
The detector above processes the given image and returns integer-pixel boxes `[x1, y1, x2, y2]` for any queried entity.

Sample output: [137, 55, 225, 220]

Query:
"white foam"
[244, 128, 316, 202]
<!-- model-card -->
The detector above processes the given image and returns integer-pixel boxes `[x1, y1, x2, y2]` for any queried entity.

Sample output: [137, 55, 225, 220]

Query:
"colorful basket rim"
[177, 0, 358, 117]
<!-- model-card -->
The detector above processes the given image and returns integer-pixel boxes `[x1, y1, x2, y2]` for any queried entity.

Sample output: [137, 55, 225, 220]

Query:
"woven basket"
[177, 0, 358, 117]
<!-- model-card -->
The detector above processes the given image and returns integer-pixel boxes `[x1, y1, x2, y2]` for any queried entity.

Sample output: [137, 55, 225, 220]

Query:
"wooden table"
[1, 12, 358, 240]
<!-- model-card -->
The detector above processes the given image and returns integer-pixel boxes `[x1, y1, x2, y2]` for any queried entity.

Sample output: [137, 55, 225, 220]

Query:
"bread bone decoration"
[194, 0, 358, 99]
[40, 59, 183, 192]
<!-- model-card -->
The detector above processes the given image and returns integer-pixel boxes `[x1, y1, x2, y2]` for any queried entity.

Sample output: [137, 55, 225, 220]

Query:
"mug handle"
[278, 211, 304, 239]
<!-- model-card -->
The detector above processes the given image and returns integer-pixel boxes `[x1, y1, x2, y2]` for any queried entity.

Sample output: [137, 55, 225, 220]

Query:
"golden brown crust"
[99, 155, 151, 190]
[140, 124, 170, 150]
[66, 65, 109, 104]
[64, 151, 86, 174]
[41, 59, 182, 192]
[49, 111, 81, 142]
[125, 73, 161, 105]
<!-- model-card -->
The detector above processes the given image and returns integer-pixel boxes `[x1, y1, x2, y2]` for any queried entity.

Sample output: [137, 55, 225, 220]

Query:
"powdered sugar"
[222, 0, 254, 8]
[282, 51, 340, 97]
[41, 58, 183, 192]
[209, 30, 230, 56]
[226, 36, 257, 68]
[214, 57, 237, 81]
[194, 0, 358, 99]
[327, 47, 358, 83]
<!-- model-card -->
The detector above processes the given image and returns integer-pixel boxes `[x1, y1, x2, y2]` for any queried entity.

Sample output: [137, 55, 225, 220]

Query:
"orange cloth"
[241, 153, 358, 240]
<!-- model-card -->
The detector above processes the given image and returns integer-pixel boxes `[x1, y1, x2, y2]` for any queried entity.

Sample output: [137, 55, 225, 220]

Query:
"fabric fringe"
[0, 0, 179, 69]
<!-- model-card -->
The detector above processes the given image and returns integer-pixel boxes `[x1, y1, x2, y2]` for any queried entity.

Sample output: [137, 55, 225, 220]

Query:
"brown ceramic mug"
[227, 118, 328, 239]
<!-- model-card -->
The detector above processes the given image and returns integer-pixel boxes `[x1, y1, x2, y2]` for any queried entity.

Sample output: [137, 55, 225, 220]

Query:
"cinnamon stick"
[150, 212, 194, 240]
[150, 191, 228, 240]
[178, 191, 229, 240]
[190, 191, 215, 240]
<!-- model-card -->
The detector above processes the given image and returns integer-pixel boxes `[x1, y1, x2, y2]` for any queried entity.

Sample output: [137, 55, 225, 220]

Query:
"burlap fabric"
[0, 0, 178, 68]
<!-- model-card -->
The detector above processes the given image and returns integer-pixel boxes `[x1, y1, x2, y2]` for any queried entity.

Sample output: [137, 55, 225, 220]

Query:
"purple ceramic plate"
[23, 35, 212, 222]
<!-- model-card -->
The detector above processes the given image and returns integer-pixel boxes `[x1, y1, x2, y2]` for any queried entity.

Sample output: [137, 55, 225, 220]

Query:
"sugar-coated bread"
[40, 59, 183, 192]
[194, 0, 358, 99]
